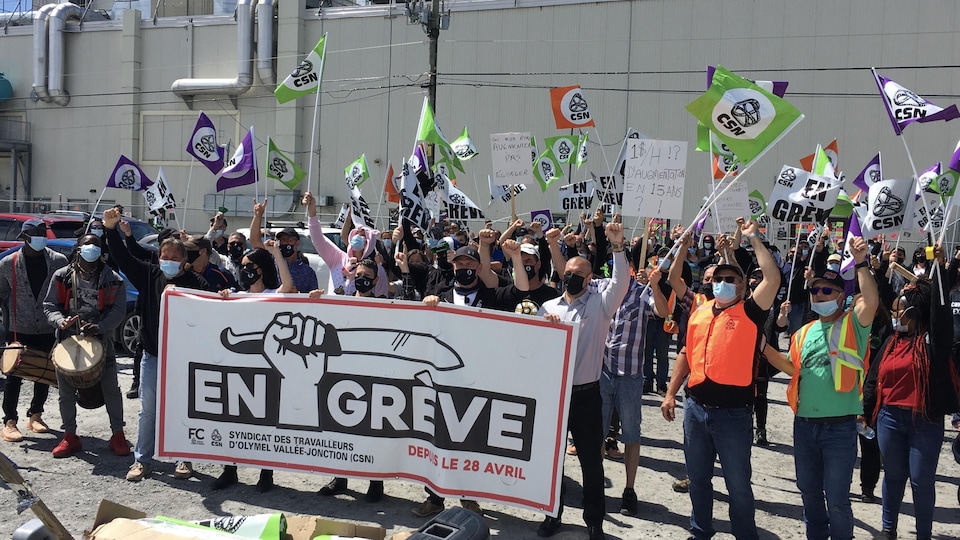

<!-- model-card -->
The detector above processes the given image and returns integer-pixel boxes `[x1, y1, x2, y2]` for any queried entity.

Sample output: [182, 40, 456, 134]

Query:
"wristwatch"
[855, 260, 870, 269]
[610, 243, 624, 253]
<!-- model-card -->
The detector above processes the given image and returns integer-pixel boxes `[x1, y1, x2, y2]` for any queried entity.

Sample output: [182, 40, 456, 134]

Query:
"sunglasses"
[228, 242, 244, 248]
[714, 275, 739, 284]
[809, 286, 837, 295]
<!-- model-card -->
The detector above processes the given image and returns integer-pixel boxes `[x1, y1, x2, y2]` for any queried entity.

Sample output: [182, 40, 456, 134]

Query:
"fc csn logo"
[712, 88, 775, 139]
[559, 87, 593, 126]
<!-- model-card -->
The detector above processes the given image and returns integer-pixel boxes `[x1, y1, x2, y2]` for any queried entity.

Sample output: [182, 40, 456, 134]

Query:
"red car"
[0, 213, 87, 251]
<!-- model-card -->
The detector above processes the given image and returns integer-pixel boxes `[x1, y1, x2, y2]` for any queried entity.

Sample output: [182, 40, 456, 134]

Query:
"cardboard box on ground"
[85, 500, 387, 540]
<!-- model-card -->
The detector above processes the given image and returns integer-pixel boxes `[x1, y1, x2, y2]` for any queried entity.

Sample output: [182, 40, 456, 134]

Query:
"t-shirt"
[796, 311, 872, 418]
[878, 336, 922, 409]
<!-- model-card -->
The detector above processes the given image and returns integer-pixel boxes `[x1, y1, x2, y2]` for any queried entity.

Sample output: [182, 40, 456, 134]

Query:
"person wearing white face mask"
[767, 235, 878, 540]
[660, 219, 780, 540]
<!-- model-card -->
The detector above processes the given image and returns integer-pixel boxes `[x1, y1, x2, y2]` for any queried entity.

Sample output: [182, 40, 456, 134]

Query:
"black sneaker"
[255, 470, 274, 493]
[861, 490, 877, 504]
[126, 385, 139, 399]
[536, 516, 562, 537]
[873, 530, 896, 539]
[365, 480, 384, 503]
[755, 428, 769, 446]
[318, 477, 347, 496]
[212, 466, 239, 490]
[619, 488, 638, 516]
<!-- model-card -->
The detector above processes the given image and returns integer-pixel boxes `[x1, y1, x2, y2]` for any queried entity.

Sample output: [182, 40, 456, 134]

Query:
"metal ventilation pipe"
[256, 0, 276, 86]
[31, 3, 59, 103]
[47, 2, 83, 106]
[171, 0, 257, 98]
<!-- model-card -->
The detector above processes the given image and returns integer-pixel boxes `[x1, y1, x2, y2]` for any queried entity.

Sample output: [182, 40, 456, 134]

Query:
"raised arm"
[648, 267, 670, 318]
[501, 239, 529, 292]
[477, 229, 501, 289]
[667, 232, 692, 298]
[249, 197, 268, 249]
[744, 220, 780, 311]
[599, 221, 629, 318]
[266, 241, 297, 294]
[850, 236, 879, 328]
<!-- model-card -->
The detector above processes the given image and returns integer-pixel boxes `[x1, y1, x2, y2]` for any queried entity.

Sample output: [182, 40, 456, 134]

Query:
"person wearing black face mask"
[415, 233, 529, 518]
[186, 236, 237, 292]
[513, 242, 559, 314]
[249, 198, 318, 293]
[317, 257, 387, 503]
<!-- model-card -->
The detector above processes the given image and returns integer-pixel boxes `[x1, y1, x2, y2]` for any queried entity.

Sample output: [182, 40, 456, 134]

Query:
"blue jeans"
[600, 369, 643, 444]
[876, 405, 944, 538]
[643, 317, 670, 388]
[683, 398, 758, 540]
[793, 416, 858, 540]
[134, 350, 157, 464]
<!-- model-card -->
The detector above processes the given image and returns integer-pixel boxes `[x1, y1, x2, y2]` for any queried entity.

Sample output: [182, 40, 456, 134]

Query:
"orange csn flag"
[383, 161, 400, 204]
[550, 85, 596, 129]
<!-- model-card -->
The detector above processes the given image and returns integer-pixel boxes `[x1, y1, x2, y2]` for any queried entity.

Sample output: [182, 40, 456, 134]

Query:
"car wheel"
[120, 313, 141, 356]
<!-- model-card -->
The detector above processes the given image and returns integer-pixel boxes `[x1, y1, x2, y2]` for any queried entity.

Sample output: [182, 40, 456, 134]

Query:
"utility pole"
[427, 0, 440, 113]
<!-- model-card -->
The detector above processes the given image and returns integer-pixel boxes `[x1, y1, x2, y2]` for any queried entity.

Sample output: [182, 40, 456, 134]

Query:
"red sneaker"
[108, 431, 131, 456]
[52, 434, 82, 458]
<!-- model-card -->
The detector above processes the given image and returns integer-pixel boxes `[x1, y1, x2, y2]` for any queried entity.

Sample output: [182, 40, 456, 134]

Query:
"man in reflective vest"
[779, 235, 877, 540]
[660, 219, 779, 540]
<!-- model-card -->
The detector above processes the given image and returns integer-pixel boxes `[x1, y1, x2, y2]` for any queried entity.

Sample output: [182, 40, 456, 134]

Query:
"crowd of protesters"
[2, 196, 960, 540]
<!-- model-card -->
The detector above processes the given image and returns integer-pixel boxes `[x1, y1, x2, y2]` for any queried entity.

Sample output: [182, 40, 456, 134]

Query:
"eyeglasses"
[228, 242, 244, 248]
[714, 275, 739, 284]
[809, 286, 837, 295]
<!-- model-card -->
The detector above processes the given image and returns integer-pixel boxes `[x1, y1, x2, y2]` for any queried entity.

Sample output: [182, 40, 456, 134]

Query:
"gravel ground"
[1, 353, 959, 539]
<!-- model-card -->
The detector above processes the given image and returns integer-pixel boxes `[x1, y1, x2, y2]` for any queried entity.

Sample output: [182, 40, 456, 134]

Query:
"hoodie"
[309, 216, 389, 297]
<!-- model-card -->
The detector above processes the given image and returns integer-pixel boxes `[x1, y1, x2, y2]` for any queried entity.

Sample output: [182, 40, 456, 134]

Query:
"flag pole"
[785, 227, 803, 301]
[593, 127, 617, 213]
[707, 132, 724, 232]
[306, 84, 322, 199]
[898, 132, 945, 301]
[86, 186, 108, 234]
[183, 159, 195, 232]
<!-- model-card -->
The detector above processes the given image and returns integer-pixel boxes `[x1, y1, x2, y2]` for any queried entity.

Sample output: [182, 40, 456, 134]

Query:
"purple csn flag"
[852, 153, 882, 193]
[872, 69, 960, 135]
[186, 112, 226, 175]
[107, 155, 153, 191]
[217, 128, 257, 192]
[839, 211, 863, 280]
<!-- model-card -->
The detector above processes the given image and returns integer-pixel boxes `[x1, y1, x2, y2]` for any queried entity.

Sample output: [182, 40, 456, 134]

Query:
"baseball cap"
[713, 263, 744, 278]
[19, 218, 46, 237]
[811, 269, 845, 289]
[276, 227, 300, 240]
[519, 243, 540, 258]
[827, 253, 842, 263]
[452, 245, 480, 264]
[157, 227, 179, 243]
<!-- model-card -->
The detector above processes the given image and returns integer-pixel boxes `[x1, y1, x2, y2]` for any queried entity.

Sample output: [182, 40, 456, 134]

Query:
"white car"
[235, 223, 346, 292]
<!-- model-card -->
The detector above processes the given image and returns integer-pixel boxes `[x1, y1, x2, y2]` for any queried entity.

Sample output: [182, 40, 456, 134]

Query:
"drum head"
[53, 336, 104, 373]
[1, 344, 21, 374]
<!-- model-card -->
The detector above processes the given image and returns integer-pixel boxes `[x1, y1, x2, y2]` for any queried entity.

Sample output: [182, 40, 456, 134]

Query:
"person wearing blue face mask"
[43, 234, 129, 460]
[769, 235, 878, 540]
[0, 219, 69, 443]
[101, 208, 209, 483]
[660, 219, 780, 540]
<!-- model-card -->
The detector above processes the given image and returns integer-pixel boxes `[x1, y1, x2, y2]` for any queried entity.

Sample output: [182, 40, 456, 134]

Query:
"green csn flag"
[747, 189, 766, 220]
[344, 154, 369, 187]
[832, 189, 854, 219]
[575, 131, 588, 168]
[265, 137, 306, 190]
[533, 149, 563, 192]
[450, 126, 479, 161]
[685, 65, 803, 165]
[544, 135, 578, 165]
[415, 96, 462, 172]
[275, 35, 326, 104]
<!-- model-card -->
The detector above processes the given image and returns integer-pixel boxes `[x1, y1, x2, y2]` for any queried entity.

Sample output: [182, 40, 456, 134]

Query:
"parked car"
[47, 210, 158, 242]
[0, 213, 86, 251]
[0, 239, 141, 356]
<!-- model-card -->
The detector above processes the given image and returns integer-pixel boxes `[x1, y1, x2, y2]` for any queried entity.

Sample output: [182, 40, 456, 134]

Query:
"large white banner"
[157, 291, 578, 515]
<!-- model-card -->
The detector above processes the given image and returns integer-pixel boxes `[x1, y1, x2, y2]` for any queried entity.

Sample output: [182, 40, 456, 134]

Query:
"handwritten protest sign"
[621, 140, 687, 219]
[490, 132, 533, 186]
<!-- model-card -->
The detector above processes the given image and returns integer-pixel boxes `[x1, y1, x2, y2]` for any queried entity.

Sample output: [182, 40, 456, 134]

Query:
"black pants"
[2, 333, 56, 424]
[558, 382, 605, 526]
[859, 432, 882, 494]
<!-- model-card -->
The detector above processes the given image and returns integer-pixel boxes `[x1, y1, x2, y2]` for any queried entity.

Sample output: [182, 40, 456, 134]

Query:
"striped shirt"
[603, 278, 653, 376]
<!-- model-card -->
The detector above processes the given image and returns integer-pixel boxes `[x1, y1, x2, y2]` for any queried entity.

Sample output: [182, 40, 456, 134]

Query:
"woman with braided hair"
[863, 245, 960, 540]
